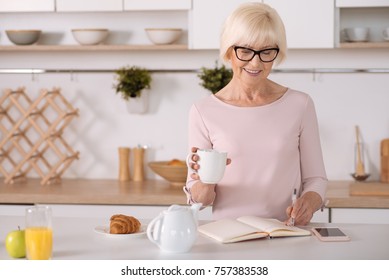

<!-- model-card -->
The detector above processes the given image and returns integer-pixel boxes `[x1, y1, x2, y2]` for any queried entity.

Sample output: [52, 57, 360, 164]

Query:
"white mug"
[186, 149, 227, 184]
[344, 27, 369, 42]
[383, 27, 389, 40]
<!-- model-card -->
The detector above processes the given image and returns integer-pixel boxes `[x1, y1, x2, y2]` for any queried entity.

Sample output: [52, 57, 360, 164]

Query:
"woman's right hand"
[188, 147, 201, 181]
[187, 147, 231, 181]
[186, 146, 231, 206]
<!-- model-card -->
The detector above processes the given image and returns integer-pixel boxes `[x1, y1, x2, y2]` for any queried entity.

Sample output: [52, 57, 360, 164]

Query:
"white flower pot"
[126, 91, 148, 114]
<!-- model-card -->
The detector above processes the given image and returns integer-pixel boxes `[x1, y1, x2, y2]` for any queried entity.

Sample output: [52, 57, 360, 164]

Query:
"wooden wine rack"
[0, 87, 79, 185]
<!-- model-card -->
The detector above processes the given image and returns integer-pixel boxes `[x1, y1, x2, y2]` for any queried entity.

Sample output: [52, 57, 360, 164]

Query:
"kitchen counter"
[0, 179, 186, 206]
[0, 215, 388, 260]
[325, 181, 389, 208]
[1, 179, 389, 209]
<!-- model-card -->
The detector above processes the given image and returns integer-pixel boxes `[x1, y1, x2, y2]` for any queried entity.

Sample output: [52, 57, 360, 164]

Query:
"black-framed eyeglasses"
[233, 46, 279, 63]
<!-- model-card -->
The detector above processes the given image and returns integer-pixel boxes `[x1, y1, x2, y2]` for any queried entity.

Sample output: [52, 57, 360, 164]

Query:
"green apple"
[5, 227, 26, 258]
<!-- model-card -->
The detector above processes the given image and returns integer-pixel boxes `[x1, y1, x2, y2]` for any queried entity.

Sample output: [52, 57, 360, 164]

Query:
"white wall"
[1, 12, 389, 182]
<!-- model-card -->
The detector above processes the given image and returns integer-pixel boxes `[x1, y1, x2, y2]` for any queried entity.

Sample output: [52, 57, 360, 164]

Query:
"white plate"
[94, 225, 147, 238]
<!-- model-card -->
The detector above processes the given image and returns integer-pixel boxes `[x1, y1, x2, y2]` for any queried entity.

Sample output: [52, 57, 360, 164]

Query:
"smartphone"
[311, 227, 351, 242]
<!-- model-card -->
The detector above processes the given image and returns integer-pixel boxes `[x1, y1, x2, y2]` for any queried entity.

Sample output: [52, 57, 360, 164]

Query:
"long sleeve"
[183, 104, 214, 204]
[299, 96, 328, 203]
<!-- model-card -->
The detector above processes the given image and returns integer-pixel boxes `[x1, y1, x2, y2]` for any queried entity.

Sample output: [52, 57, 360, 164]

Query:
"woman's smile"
[243, 68, 261, 75]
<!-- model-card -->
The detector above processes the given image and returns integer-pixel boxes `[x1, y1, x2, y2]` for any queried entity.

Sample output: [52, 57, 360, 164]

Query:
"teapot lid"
[167, 203, 202, 213]
[167, 204, 183, 212]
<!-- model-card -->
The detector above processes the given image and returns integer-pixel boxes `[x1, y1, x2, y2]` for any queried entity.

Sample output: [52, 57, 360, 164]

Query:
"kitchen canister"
[133, 146, 146, 182]
[118, 147, 131, 181]
[381, 139, 389, 183]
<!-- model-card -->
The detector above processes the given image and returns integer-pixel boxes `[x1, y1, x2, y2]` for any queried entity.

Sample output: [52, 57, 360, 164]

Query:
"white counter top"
[1, 215, 388, 260]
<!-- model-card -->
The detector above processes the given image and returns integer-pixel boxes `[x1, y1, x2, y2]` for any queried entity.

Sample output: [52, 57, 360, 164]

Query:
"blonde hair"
[220, 2, 287, 65]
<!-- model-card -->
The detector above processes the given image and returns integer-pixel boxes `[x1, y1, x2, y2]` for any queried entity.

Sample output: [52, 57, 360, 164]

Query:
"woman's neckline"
[211, 88, 290, 109]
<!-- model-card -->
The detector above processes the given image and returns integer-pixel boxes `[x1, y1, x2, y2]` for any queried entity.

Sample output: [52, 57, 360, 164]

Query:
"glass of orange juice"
[25, 205, 53, 260]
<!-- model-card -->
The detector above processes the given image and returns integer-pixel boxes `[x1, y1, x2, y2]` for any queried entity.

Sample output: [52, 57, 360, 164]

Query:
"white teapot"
[147, 203, 202, 253]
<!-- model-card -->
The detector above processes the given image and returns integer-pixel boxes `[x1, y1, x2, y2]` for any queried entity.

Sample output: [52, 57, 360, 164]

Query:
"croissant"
[109, 214, 141, 234]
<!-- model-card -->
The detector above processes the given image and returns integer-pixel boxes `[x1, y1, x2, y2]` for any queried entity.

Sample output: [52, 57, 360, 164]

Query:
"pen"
[290, 188, 297, 226]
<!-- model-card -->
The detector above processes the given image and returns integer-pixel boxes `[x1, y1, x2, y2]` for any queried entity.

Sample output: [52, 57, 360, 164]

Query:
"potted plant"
[114, 66, 152, 114]
[198, 61, 233, 94]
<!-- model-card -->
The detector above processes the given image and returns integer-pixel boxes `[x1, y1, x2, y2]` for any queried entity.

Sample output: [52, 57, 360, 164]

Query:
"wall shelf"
[339, 42, 389, 48]
[0, 41, 389, 52]
[1, 43, 388, 52]
[1, 68, 389, 75]
[0, 44, 188, 52]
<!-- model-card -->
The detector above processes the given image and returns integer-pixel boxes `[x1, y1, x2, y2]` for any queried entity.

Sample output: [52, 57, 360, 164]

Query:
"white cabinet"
[0, 204, 32, 216]
[0, 0, 55, 12]
[0, 204, 214, 220]
[190, 0, 248, 49]
[336, 0, 389, 7]
[0, 203, 323, 223]
[124, 0, 191, 11]
[265, 0, 335, 48]
[190, 0, 335, 50]
[336, 3, 389, 45]
[331, 208, 389, 224]
[311, 208, 329, 223]
[56, 0, 123, 12]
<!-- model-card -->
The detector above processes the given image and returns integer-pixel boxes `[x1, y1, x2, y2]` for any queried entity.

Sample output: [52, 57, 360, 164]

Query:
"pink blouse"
[184, 88, 327, 221]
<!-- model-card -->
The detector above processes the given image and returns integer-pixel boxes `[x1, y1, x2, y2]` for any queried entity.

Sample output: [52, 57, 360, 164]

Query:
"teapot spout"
[190, 203, 202, 222]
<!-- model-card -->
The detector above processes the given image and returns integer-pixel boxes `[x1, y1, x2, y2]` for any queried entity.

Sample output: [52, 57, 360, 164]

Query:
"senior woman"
[184, 2, 327, 226]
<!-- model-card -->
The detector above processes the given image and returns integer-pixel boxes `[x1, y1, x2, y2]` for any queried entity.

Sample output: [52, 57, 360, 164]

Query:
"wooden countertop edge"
[0, 195, 187, 205]
[326, 180, 389, 208]
[0, 178, 187, 205]
[327, 197, 389, 208]
[1, 179, 389, 208]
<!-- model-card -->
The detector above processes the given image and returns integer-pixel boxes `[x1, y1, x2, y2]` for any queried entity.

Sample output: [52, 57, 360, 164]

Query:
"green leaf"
[113, 66, 152, 100]
[198, 61, 232, 94]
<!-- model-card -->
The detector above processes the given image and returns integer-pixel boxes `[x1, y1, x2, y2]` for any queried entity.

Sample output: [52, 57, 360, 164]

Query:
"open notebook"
[198, 215, 311, 243]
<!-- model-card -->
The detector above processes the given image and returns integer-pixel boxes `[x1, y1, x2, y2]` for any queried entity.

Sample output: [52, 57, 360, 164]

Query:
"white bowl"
[6, 30, 41, 45]
[148, 160, 187, 187]
[345, 27, 369, 42]
[71, 29, 108, 45]
[145, 28, 182, 45]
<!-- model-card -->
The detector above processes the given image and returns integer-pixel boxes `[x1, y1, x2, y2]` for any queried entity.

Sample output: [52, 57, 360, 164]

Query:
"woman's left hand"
[285, 191, 322, 226]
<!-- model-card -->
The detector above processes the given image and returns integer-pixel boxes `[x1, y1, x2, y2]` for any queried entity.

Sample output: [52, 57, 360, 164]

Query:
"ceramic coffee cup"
[345, 27, 369, 42]
[186, 149, 227, 184]
[383, 27, 389, 40]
